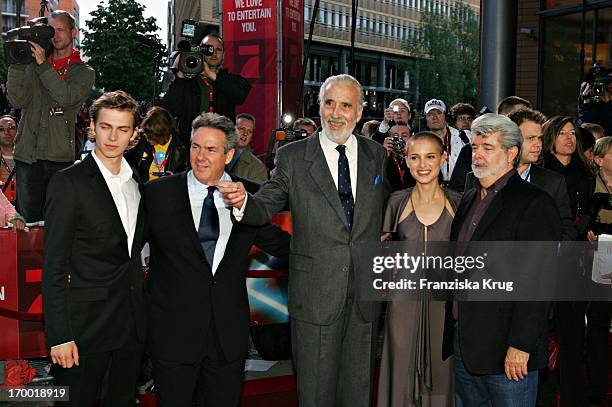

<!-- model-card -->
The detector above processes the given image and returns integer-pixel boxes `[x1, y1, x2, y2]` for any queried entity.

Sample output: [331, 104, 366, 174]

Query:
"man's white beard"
[322, 123, 354, 144]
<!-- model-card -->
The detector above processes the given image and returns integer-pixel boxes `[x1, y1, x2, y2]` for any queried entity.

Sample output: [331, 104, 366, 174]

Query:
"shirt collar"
[92, 148, 133, 184]
[188, 170, 232, 191]
[520, 164, 532, 180]
[476, 168, 516, 194]
[319, 130, 357, 153]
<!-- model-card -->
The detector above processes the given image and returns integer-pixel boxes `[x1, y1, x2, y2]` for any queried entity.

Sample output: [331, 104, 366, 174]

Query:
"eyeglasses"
[0, 125, 16, 132]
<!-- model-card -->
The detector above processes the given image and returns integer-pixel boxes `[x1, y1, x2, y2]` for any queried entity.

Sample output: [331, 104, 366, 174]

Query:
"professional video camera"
[3, 17, 54, 65]
[174, 19, 214, 78]
[585, 64, 612, 103]
[266, 114, 308, 166]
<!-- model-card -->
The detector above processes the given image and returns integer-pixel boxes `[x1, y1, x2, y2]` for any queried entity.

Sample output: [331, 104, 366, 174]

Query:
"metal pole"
[478, 0, 518, 110]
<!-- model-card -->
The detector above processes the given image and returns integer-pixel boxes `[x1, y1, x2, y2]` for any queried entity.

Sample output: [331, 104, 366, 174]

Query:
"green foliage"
[411, 1, 479, 107]
[81, 0, 166, 101]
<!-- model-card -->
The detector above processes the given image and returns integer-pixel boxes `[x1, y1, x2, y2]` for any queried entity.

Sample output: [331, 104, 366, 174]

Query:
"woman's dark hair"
[542, 115, 592, 174]
[140, 106, 177, 145]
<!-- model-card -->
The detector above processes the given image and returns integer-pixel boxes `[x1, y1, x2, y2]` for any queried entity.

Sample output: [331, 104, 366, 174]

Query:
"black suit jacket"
[42, 153, 147, 354]
[143, 172, 290, 364]
[463, 166, 576, 241]
[443, 172, 562, 374]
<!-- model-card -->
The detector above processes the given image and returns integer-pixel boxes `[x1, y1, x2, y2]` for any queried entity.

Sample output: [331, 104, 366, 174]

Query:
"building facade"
[168, 0, 479, 119]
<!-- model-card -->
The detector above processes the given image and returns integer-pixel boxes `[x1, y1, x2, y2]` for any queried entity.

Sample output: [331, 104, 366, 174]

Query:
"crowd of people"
[1, 7, 610, 407]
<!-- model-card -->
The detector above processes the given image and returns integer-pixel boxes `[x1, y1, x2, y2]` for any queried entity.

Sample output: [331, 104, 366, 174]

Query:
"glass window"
[541, 11, 592, 116]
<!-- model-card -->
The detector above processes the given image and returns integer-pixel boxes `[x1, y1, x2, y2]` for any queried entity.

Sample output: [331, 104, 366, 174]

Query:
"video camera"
[585, 64, 612, 103]
[3, 17, 54, 65]
[266, 114, 308, 167]
[174, 19, 214, 78]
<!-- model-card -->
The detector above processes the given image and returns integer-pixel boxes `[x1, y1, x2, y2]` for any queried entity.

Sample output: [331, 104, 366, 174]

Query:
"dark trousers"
[291, 296, 377, 407]
[152, 319, 245, 407]
[52, 337, 143, 407]
[15, 159, 71, 222]
[556, 301, 611, 406]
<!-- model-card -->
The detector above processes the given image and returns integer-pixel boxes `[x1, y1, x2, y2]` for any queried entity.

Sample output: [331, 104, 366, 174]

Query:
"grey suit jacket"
[242, 132, 390, 325]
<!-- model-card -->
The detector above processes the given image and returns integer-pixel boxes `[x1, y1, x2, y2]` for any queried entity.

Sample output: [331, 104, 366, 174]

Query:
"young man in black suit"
[143, 112, 290, 407]
[42, 90, 146, 406]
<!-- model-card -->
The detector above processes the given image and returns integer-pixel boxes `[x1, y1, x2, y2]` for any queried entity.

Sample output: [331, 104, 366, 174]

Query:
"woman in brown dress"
[377, 132, 462, 407]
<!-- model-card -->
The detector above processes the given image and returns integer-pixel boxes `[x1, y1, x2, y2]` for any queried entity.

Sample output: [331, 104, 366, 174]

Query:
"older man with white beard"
[215, 74, 390, 407]
[443, 113, 561, 407]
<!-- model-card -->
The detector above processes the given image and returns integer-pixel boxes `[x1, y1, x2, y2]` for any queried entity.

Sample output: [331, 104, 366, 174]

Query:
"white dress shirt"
[233, 132, 359, 221]
[91, 149, 140, 255]
[188, 171, 233, 275]
[318, 131, 358, 199]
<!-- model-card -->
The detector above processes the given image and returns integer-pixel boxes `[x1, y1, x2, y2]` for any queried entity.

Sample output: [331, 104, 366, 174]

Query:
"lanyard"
[201, 77, 214, 112]
[599, 173, 611, 194]
[152, 149, 169, 171]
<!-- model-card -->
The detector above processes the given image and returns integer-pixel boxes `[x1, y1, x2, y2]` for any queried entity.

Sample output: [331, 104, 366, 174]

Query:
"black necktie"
[197, 186, 219, 267]
[336, 145, 355, 229]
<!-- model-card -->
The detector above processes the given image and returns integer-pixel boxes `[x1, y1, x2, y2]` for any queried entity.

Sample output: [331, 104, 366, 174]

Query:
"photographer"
[6, 10, 95, 222]
[373, 98, 412, 144]
[382, 122, 415, 191]
[578, 65, 612, 137]
[161, 34, 251, 147]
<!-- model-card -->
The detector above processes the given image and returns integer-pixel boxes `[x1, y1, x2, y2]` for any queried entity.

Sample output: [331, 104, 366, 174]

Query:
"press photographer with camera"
[578, 64, 612, 138]
[6, 10, 95, 222]
[161, 23, 251, 147]
[382, 122, 416, 191]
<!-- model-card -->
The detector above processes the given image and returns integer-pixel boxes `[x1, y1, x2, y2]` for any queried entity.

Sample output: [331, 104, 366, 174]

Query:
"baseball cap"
[424, 99, 446, 114]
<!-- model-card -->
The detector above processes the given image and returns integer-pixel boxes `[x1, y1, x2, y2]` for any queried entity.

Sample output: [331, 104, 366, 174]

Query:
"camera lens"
[185, 56, 198, 69]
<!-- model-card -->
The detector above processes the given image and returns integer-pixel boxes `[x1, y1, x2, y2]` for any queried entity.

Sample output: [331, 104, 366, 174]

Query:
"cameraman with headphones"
[161, 34, 251, 147]
[7, 10, 95, 222]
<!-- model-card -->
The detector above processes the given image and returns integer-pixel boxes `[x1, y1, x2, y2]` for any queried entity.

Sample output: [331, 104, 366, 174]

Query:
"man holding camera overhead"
[6, 10, 95, 222]
[161, 33, 251, 147]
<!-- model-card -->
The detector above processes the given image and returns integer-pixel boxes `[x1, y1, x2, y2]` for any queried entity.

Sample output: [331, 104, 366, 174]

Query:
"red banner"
[282, 0, 303, 120]
[223, 0, 279, 156]
[0, 228, 46, 360]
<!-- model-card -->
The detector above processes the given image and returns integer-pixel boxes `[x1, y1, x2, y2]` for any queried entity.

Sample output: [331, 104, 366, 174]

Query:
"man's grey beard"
[323, 127, 354, 144]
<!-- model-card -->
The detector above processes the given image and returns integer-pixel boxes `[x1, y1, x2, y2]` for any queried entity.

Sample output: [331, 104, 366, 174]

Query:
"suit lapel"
[83, 154, 128, 251]
[352, 137, 377, 233]
[471, 189, 505, 241]
[130, 170, 145, 259]
[305, 134, 350, 229]
[451, 187, 477, 240]
[529, 165, 542, 186]
[176, 172, 207, 259]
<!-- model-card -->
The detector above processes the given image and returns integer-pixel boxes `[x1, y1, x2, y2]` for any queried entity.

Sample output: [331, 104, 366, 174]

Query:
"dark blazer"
[42, 153, 147, 354]
[464, 166, 577, 240]
[125, 135, 187, 183]
[442, 172, 562, 375]
[241, 133, 390, 325]
[143, 172, 290, 364]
